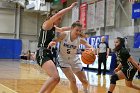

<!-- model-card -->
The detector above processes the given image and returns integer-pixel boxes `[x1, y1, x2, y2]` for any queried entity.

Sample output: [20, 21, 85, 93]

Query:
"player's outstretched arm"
[43, 2, 77, 30]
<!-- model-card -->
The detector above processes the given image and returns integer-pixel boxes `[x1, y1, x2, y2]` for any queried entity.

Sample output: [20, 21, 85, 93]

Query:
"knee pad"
[110, 74, 119, 84]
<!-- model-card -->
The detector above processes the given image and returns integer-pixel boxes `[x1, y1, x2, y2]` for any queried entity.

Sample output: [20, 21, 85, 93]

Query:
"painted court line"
[0, 83, 18, 93]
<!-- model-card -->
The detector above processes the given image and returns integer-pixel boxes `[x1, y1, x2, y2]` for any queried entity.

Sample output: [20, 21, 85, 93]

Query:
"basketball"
[81, 49, 96, 64]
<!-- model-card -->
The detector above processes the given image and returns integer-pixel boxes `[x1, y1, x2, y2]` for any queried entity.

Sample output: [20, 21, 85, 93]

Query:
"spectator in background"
[20, 50, 36, 61]
[20, 50, 31, 60]
[97, 36, 110, 75]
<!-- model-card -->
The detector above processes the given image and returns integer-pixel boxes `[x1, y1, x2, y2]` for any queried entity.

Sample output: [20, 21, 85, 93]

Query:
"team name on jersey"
[63, 42, 77, 49]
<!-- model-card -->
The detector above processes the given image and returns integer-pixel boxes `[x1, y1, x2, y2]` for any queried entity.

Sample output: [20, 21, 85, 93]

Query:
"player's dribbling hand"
[86, 48, 95, 54]
[47, 41, 56, 49]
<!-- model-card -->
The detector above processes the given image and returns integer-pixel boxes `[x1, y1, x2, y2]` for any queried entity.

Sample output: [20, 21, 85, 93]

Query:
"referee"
[97, 36, 110, 75]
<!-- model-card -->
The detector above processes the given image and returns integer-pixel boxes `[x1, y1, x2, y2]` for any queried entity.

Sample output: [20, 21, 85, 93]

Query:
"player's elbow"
[128, 56, 134, 63]
[42, 22, 53, 31]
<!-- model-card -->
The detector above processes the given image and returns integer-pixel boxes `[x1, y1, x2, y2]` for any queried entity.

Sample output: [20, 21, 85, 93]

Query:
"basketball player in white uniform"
[48, 21, 95, 93]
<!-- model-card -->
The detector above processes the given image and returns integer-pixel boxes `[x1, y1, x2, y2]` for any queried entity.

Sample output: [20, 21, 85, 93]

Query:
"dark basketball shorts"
[36, 48, 54, 67]
[121, 67, 137, 81]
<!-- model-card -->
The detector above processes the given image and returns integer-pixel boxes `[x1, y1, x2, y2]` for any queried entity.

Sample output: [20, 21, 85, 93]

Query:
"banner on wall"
[80, 3, 87, 29]
[134, 32, 140, 48]
[87, 3, 95, 29]
[79, 35, 109, 49]
[106, 0, 115, 26]
[61, 0, 67, 3]
[95, 0, 105, 28]
[72, 6, 79, 23]
[132, 2, 140, 19]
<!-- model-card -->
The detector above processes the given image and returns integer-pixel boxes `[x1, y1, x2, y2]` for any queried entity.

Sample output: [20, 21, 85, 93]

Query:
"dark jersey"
[116, 47, 137, 80]
[37, 27, 55, 48]
[116, 47, 134, 68]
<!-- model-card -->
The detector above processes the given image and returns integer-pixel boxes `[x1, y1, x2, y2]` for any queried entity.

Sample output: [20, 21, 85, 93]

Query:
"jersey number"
[67, 49, 70, 54]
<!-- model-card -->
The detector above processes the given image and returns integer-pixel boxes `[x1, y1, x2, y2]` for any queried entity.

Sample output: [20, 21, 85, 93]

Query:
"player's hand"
[47, 41, 56, 49]
[86, 48, 95, 54]
[114, 68, 120, 73]
[106, 54, 109, 58]
[86, 48, 93, 51]
[70, 2, 78, 8]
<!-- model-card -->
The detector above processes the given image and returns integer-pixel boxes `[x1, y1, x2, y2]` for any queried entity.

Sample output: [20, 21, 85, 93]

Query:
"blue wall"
[0, 39, 22, 59]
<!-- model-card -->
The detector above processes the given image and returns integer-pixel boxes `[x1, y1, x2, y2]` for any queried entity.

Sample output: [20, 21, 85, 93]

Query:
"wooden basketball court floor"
[0, 60, 140, 93]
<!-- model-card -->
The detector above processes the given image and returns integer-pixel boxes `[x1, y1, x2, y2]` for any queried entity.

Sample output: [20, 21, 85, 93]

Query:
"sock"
[108, 91, 112, 93]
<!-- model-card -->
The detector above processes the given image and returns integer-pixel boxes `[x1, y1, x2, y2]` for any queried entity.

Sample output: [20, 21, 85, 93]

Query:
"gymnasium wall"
[20, 12, 38, 36]
[0, 2, 46, 53]
[0, 8, 16, 38]
[20, 11, 38, 52]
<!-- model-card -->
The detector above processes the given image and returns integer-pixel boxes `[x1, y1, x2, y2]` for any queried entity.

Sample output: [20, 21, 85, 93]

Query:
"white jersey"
[59, 31, 80, 59]
[58, 31, 82, 69]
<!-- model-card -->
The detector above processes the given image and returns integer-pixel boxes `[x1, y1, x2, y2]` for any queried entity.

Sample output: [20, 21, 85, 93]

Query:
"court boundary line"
[0, 83, 18, 93]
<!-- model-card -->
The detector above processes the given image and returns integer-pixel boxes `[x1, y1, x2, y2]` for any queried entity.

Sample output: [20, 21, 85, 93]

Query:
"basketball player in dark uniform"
[108, 37, 140, 93]
[36, 2, 77, 93]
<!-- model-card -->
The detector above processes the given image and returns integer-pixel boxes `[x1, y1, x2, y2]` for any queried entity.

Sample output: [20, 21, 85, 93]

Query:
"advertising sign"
[132, 3, 140, 19]
[79, 35, 109, 49]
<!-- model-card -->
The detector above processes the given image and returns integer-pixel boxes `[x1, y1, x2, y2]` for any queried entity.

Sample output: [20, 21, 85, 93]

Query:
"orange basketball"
[81, 50, 96, 64]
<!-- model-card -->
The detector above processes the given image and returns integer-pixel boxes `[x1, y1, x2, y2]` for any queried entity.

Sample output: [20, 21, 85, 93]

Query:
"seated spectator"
[20, 50, 36, 61]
